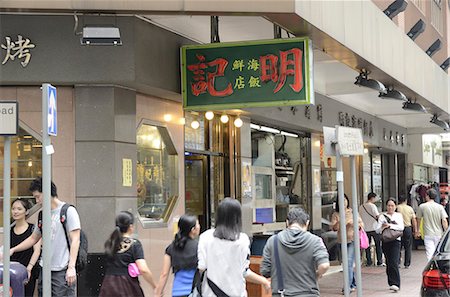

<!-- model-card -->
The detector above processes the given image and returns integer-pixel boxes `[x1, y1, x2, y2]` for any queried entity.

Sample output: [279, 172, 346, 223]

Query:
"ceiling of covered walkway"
[142, 15, 438, 130]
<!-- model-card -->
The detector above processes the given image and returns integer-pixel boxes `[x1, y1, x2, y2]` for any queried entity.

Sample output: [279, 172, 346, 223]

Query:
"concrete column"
[75, 86, 136, 253]
[310, 133, 321, 232]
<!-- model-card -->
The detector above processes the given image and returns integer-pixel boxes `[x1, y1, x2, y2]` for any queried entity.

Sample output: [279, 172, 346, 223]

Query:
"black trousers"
[382, 240, 401, 288]
[400, 226, 413, 267]
[365, 231, 383, 265]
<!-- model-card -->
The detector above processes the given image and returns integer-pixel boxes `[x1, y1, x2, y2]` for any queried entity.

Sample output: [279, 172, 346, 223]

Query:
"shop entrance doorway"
[185, 155, 209, 232]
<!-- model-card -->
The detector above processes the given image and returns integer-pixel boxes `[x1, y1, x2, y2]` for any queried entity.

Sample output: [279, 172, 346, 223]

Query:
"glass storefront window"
[137, 123, 178, 223]
[0, 128, 42, 227]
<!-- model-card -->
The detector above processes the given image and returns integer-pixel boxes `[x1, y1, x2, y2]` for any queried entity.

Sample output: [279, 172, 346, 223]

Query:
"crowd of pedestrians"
[2, 177, 450, 296]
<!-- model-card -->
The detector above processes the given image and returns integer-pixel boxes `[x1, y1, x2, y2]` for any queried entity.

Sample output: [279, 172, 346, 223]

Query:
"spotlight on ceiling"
[402, 100, 426, 113]
[440, 58, 450, 71]
[383, 0, 408, 19]
[355, 72, 387, 93]
[426, 39, 442, 57]
[379, 88, 407, 101]
[407, 19, 425, 40]
[81, 26, 122, 46]
[430, 115, 449, 131]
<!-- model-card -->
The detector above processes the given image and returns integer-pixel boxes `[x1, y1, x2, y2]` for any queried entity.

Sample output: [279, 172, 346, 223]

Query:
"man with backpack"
[260, 207, 330, 296]
[10, 177, 81, 297]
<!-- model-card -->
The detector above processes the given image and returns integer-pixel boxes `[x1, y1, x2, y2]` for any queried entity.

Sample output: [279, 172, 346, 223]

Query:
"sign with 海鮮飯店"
[181, 37, 314, 110]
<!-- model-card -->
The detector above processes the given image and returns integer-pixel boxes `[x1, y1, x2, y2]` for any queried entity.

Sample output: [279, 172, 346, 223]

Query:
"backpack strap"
[60, 203, 72, 252]
[38, 210, 43, 231]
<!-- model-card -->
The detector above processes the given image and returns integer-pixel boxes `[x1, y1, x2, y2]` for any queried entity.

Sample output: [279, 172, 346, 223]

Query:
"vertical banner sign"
[47, 85, 57, 136]
[122, 158, 132, 187]
[181, 37, 314, 110]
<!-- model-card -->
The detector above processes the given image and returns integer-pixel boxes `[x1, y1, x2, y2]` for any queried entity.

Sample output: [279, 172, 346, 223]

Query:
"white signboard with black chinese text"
[336, 126, 364, 156]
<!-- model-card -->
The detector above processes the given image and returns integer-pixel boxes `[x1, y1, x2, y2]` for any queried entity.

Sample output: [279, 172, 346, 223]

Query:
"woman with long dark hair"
[10, 198, 41, 297]
[376, 198, 404, 292]
[331, 194, 363, 294]
[99, 211, 156, 297]
[198, 198, 270, 296]
[155, 214, 200, 297]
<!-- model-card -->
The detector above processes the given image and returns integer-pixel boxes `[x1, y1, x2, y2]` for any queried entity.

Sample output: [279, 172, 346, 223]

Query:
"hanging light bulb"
[191, 120, 200, 130]
[205, 111, 214, 120]
[234, 117, 243, 128]
[163, 114, 172, 122]
[220, 114, 229, 124]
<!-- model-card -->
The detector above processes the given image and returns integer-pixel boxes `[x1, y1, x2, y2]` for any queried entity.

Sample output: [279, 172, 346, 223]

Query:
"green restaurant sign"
[181, 37, 314, 110]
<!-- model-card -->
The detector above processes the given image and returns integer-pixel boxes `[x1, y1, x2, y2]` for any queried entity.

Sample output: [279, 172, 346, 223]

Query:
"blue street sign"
[47, 85, 57, 136]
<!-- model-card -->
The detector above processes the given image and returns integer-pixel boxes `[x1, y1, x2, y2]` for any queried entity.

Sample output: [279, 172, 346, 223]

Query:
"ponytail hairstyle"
[173, 214, 197, 250]
[105, 211, 134, 258]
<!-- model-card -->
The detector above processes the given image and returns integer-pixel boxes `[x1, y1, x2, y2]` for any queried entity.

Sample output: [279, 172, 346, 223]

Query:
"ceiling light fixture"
[281, 131, 299, 138]
[378, 88, 407, 101]
[402, 100, 426, 113]
[426, 39, 442, 57]
[383, 0, 408, 19]
[163, 114, 172, 122]
[430, 115, 449, 131]
[440, 58, 450, 71]
[205, 111, 215, 120]
[81, 26, 122, 46]
[259, 126, 280, 134]
[407, 19, 425, 40]
[234, 117, 243, 128]
[190, 120, 200, 130]
[250, 123, 261, 130]
[355, 72, 387, 93]
[220, 114, 229, 124]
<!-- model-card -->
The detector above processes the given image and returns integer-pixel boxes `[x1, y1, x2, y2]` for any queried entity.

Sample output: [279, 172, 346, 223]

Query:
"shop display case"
[136, 123, 179, 227]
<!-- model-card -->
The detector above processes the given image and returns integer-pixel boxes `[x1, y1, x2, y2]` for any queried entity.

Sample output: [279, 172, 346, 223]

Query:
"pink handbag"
[359, 228, 370, 249]
[128, 263, 140, 277]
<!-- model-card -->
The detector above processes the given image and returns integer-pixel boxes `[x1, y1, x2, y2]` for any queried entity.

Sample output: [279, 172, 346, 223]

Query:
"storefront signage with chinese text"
[1, 35, 35, 67]
[181, 37, 314, 110]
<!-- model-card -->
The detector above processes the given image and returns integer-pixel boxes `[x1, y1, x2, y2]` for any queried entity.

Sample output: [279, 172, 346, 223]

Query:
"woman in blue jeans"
[331, 194, 364, 294]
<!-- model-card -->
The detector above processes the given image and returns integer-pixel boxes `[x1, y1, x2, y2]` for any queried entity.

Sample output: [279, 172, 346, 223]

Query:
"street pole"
[41, 84, 52, 296]
[3, 137, 11, 297]
[351, 156, 363, 297]
[335, 143, 350, 296]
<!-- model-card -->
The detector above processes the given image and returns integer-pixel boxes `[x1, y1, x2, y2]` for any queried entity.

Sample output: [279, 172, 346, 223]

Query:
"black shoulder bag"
[273, 235, 285, 297]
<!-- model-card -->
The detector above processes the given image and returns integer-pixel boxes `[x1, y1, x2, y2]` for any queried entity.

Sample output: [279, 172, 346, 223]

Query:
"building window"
[431, 0, 443, 34]
[0, 128, 42, 228]
[136, 123, 179, 224]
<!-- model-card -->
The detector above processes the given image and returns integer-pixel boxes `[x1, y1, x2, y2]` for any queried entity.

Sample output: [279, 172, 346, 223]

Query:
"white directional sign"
[336, 126, 364, 156]
[47, 85, 57, 136]
[0, 101, 18, 135]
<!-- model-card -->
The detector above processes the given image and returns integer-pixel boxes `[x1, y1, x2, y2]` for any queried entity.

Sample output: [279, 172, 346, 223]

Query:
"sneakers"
[377, 263, 386, 267]
[341, 288, 356, 294]
[389, 285, 400, 292]
[404, 265, 410, 269]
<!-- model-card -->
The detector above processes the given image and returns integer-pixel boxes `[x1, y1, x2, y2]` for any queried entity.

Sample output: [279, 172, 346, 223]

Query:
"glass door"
[185, 155, 209, 232]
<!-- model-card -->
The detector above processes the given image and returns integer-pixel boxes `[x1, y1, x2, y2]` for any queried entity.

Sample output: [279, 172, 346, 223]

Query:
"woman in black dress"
[10, 198, 41, 297]
[99, 211, 156, 297]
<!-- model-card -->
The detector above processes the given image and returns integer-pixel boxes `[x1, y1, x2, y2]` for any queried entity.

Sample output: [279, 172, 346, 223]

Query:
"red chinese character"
[259, 48, 303, 93]
[275, 48, 303, 93]
[187, 55, 233, 97]
[207, 58, 233, 97]
[260, 54, 278, 83]
[187, 54, 208, 96]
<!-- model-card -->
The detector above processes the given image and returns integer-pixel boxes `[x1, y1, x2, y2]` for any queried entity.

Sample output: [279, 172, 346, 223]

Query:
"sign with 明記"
[0, 101, 18, 135]
[181, 37, 314, 110]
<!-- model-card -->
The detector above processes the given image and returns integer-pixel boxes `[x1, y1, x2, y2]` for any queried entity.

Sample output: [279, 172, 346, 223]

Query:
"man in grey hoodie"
[261, 207, 330, 296]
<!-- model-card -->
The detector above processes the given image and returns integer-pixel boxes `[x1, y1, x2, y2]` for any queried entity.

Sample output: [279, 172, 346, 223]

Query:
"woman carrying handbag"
[375, 199, 404, 293]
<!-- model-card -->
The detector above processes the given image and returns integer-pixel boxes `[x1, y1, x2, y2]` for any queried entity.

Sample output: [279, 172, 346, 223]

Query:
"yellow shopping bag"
[419, 219, 424, 239]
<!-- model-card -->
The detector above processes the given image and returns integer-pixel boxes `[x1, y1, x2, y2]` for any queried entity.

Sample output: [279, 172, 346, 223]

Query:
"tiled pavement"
[319, 249, 428, 296]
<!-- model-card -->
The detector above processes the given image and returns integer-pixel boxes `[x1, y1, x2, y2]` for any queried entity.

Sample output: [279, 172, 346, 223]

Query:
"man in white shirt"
[359, 193, 384, 266]
[417, 189, 448, 260]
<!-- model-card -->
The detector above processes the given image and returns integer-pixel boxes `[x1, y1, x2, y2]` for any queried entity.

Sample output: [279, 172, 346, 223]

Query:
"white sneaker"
[389, 285, 399, 292]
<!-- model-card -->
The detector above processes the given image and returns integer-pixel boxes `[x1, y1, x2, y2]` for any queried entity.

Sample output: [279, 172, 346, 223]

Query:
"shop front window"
[0, 128, 42, 228]
[137, 123, 178, 224]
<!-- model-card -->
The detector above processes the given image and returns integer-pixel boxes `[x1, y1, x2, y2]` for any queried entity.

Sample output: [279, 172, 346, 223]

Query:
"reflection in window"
[0, 128, 42, 227]
[137, 123, 178, 222]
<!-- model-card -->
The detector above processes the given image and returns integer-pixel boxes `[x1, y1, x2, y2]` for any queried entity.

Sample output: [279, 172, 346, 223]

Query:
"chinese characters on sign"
[1, 35, 35, 67]
[182, 38, 314, 110]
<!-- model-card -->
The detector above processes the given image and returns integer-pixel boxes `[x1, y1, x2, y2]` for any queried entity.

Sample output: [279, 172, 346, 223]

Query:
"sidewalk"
[319, 249, 428, 296]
